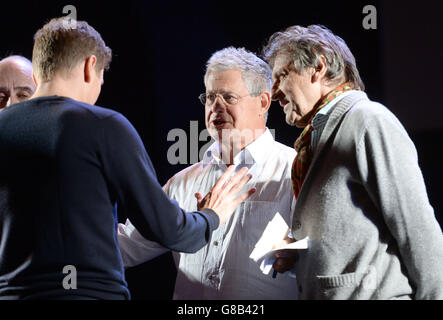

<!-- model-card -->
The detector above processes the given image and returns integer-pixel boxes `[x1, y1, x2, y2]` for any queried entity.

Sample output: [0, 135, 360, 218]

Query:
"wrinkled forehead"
[205, 69, 246, 92]
[271, 55, 292, 78]
[0, 61, 34, 88]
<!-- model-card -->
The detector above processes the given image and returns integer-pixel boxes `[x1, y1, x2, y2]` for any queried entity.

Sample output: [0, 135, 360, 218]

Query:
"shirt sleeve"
[117, 177, 178, 268]
[118, 219, 169, 267]
[356, 109, 443, 299]
[101, 113, 219, 254]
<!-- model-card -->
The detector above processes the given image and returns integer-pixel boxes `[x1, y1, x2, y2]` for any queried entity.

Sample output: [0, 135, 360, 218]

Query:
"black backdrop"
[1, 0, 441, 299]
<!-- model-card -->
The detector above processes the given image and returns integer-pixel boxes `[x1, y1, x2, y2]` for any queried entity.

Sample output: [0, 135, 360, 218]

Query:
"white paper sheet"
[249, 212, 309, 275]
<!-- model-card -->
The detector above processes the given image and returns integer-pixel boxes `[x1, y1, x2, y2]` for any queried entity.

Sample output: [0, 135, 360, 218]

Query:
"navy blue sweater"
[0, 96, 219, 299]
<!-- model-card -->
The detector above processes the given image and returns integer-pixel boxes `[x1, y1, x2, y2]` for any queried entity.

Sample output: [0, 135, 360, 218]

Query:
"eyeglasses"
[198, 92, 251, 106]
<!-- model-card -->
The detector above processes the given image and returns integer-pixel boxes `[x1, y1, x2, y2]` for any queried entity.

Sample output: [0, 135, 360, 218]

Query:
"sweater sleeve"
[100, 113, 219, 253]
[356, 106, 443, 299]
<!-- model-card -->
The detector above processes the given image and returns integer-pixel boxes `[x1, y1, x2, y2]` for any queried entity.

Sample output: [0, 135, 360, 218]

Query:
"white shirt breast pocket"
[237, 200, 291, 245]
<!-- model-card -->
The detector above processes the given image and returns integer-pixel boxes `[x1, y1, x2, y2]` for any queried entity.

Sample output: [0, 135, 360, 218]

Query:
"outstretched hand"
[195, 165, 256, 225]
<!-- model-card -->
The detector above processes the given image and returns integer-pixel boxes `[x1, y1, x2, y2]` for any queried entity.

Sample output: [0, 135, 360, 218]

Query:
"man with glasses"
[118, 47, 299, 299]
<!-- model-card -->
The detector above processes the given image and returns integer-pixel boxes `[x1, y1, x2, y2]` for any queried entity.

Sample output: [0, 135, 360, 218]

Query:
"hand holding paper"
[249, 212, 309, 276]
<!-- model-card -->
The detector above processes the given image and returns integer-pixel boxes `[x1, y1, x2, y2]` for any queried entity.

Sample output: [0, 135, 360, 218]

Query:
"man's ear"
[84, 55, 98, 83]
[32, 73, 38, 87]
[312, 55, 327, 83]
[259, 91, 271, 115]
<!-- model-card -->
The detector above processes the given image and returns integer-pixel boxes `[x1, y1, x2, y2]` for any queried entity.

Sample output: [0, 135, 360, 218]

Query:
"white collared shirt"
[118, 129, 298, 299]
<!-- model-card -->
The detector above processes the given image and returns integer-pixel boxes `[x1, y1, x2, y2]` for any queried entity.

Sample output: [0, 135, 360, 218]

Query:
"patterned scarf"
[291, 82, 356, 199]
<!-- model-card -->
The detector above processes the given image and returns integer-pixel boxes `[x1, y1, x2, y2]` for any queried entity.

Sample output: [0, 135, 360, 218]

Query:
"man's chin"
[294, 121, 307, 128]
[285, 114, 298, 127]
[285, 114, 309, 128]
[285, 117, 308, 128]
[209, 127, 231, 140]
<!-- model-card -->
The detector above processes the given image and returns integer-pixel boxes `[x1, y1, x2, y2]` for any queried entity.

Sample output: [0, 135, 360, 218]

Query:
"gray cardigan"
[292, 91, 443, 299]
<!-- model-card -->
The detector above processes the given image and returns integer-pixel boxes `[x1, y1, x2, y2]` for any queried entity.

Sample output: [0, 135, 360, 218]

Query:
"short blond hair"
[32, 17, 112, 81]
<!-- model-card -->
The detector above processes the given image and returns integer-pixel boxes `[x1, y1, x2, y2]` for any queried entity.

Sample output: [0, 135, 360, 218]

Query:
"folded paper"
[249, 212, 309, 275]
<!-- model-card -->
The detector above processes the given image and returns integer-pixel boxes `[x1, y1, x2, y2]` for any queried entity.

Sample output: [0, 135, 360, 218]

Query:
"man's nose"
[6, 96, 15, 107]
[271, 87, 285, 102]
[210, 96, 226, 112]
[271, 81, 282, 101]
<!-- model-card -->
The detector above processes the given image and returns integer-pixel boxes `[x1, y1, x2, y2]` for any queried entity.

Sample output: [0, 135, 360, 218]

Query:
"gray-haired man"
[118, 47, 299, 299]
[266, 25, 443, 299]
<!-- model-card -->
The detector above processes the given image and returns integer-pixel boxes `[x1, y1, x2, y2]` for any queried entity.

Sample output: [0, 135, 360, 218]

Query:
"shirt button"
[208, 274, 220, 286]
[298, 284, 303, 293]
[213, 241, 219, 246]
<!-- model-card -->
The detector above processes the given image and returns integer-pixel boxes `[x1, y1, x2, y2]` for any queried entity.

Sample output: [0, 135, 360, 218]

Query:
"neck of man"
[320, 82, 345, 99]
[298, 82, 345, 128]
[218, 127, 266, 166]
[32, 74, 85, 103]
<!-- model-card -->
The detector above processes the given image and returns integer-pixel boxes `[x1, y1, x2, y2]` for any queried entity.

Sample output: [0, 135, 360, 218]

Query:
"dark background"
[1, 0, 441, 299]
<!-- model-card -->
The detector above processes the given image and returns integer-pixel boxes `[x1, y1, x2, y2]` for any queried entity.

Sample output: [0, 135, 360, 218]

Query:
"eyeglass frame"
[198, 91, 253, 106]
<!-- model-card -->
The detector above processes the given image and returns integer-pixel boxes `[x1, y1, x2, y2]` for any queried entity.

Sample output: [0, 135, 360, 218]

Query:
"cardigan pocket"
[316, 266, 377, 299]
[317, 265, 377, 289]
[316, 272, 361, 299]
[316, 272, 362, 289]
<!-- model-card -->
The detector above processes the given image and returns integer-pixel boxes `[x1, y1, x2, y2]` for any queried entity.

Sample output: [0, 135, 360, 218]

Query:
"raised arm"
[105, 113, 254, 254]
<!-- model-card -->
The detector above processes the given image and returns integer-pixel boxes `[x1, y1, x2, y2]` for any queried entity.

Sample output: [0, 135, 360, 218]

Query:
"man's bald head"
[0, 55, 36, 111]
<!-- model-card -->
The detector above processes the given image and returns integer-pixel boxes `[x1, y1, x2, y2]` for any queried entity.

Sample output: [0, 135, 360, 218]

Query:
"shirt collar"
[202, 128, 274, 168]
[312, 90, 356, 129]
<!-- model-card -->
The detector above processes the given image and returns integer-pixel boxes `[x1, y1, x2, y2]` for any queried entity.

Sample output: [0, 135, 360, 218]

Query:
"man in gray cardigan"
[264, 25, 443, 299]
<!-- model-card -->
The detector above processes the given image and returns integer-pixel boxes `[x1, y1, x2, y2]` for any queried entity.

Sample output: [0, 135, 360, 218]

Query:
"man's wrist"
[200, 208, 220, 231]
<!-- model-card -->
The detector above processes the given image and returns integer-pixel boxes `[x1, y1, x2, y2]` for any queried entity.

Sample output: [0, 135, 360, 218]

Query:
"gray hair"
[262, 25, 365, 91]
[204, 47, 272, 96]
